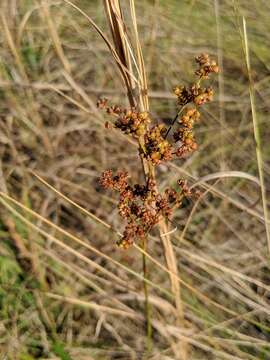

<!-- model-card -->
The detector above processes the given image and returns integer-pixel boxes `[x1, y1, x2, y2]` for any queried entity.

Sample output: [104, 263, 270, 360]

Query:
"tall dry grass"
[0, 0, 270, 359]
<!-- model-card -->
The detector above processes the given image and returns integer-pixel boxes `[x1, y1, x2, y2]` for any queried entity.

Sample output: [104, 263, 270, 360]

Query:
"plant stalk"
[142, 237, 152, 354]
[102, 2, 187, 357]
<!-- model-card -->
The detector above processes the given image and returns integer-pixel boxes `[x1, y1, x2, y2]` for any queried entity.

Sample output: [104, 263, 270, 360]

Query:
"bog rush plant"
[98, 54, 218, 249]
[96, 4, 218, 357]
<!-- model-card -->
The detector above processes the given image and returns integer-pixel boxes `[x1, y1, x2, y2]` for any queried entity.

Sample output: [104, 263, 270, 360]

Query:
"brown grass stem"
[142, 237, 153, 354]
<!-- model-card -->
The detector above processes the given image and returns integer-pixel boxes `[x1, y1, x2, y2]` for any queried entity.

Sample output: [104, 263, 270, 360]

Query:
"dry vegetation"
[0, 0, 270, 359]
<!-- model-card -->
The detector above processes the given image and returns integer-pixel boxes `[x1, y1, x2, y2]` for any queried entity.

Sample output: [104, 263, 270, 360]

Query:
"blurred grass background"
[0, 0, 270, 359]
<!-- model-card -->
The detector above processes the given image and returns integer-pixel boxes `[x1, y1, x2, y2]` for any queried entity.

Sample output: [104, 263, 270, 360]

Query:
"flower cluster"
[97, 99, 150, 137]
[99, 170, 195, 248]
[195, 53, 219, 79]
[171, 54, 218, 158]
[173, 108, 200, 157]
[174, 53, 218, 107]
[144, 124, 173, 165]
[98, 55, 218, 248]
[173, 83, 214, 107]
[98, 54, 218, 166]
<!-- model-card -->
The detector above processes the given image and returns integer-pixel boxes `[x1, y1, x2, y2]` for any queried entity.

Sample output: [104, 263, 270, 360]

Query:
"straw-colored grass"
[0, 0, 270, 359]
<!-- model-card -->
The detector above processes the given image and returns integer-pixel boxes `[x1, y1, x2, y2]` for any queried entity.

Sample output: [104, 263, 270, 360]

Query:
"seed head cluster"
[195, 53, 219, 79]
[98, 55, 218, 248]
[173, 108, 200, 157]
[172, 54, 218, 158]
[97, 99, 150, 137]
[98, 54, 218, 166]
[99, 170, 196, 248]
[144, 124, 173, 165]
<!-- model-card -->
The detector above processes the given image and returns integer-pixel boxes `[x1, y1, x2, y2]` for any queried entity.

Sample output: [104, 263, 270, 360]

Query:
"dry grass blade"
[0, 192, 173, 299]
[134, 243, 238, 318]
[158, 221, 188, 359]
[190, 170, 260, 189]
[62, 0, 139, 95]
[45, 292, 139, 319]
[1, 12, 53, 154]
[1, 14, 27, 80]
[179, 181, 219, 243]
[41, 0, 71, 74]
[178, 248, 270, 293]
[129, 0, 149, 110]
[169, 162, 270, 224]
[30, 170, 115, 232]
[29, 172, 192, 355]
[242, 17, 270, 253]
[214, 0, 226, 170]
[0, 194, 125, 287]
[103, 0, 138, 106]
